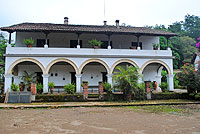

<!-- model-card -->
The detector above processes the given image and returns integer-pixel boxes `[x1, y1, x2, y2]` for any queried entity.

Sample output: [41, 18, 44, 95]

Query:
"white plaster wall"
[143, 65, 159, 82]
[82, 65, 106, 86]
[15, 32, 159, 50]
[13, 65, 42, 84]
[194, 55, 200, 70]
[48, 65, 75, 86]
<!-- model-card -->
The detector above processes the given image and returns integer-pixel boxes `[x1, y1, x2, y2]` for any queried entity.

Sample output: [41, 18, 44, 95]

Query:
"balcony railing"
[6, 47, 172, 58]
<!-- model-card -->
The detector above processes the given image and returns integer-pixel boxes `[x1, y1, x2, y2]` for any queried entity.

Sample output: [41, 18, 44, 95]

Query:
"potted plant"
[21, 71, 37, 91]
[48, 82, 55, 94]
[88, 39, 102, 49]
[64, 83, 76, 94]
[19, 82, 25, 91]
[37, 83, 43, 94]
[152, 43, 159, 50]
[11, 83, 19, 92]
[130, 46, 137, 50]
[23, 37, 34, 47]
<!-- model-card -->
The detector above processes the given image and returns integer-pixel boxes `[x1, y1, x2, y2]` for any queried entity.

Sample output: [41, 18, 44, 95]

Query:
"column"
[76, 33, 81, 48]
[107, 34, 112, 49]
[106, 74, 113, 87]
[136, 35, 141, 50]
[4, 74, 13, 93]
[7, 32, 12, 47]
[155, 75, 162, 91]
[167, 74, 174, 91]
[75, 74, 82, 93]
[42, 74, 49, 93]
[44, 32, 49, 48]
[166, 36, 171, 50]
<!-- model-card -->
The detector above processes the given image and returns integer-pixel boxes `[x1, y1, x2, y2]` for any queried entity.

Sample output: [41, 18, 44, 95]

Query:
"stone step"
[87, 98, 99, 101]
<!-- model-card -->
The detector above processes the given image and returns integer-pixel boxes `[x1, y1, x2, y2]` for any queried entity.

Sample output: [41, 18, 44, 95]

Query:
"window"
[101, 41, 112, 49]
[131, 42, 142, 49]
[37, 39, 49, 47]
[70, 40, 82, 48]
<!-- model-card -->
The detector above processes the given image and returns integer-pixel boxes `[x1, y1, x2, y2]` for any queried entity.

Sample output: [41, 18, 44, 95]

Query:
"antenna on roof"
[104, 0, 106, 21]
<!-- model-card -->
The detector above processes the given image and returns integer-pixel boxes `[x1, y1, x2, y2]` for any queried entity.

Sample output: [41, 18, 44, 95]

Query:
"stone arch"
[110, 59, 139, 74]
[79, 59, 110, 74]
[7, 58, 46, 74]
[46, 58, 79, 74]
[140, 60, 172, 74]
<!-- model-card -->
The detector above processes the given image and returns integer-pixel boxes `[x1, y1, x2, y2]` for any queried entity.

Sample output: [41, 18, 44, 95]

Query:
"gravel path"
[0, 106, 200, 134]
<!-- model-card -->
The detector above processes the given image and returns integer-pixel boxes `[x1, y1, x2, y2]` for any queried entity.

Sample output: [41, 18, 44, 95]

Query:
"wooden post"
[166, 36, 170, 49]
[136, 35, 141, 49]
[76, 33, 81, 48]
[4, 89, 9, 104]
[9, 32, 12, 44]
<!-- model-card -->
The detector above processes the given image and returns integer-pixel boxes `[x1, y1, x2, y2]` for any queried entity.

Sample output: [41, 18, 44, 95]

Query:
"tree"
[168, 21, 184, 34]
[159, 37, 180, 69]
[113, 65, 143, 101]
[183, 14, 200, 41]
[0, 33, 8, 82]
[177, 63, 200, 94]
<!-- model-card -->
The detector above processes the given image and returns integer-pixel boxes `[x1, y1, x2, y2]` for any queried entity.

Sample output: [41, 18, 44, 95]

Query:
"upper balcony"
[1, 21, 177, 59]
[6, 46, 172, 58]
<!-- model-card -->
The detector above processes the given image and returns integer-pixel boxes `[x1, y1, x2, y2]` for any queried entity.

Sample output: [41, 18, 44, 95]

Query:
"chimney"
[115, 20, 120, 28]
[103, 21, 107, 26]
[64, 17, 68, 25]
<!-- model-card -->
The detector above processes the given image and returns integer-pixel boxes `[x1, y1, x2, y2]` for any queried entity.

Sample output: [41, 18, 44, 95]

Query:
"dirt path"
[0, 106, 200, 134]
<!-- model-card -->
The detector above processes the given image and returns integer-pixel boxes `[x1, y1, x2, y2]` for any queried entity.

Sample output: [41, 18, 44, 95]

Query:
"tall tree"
[0, 33, 8, 82]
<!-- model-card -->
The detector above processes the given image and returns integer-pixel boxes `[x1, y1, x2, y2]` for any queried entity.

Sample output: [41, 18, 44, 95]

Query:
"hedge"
[151, 92, 189, 100]
[0, 92, 191, 103]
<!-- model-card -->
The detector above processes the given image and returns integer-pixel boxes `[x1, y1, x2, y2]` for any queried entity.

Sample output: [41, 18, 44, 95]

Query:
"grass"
[126, 105, 190, 115]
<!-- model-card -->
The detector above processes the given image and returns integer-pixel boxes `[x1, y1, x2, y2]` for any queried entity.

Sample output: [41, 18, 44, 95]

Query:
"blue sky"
[0, 0, 200, 27]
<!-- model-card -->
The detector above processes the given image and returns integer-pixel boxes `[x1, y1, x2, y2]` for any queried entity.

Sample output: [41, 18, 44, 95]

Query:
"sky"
[0, 0, 200, 28]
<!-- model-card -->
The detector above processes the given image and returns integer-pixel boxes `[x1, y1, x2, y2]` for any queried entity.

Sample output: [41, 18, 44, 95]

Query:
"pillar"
[4, 74, 13, 93]
[44, 32, 49, 48]
[75, 74, 82, 93]
[166, 36, 171, 50]
[107, 34, 112, 49]
[76, 33, 81, 48]
[7, 32, 12, 47]
[42, 74, 49, 93]
[155, 75, 162, 91]
[167, 74, 174, 91]
[136, 35, 141, 50]
[106, 74, 113, 87]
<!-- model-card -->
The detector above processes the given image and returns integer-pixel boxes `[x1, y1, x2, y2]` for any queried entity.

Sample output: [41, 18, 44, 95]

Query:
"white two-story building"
[1, 18, 177, 93]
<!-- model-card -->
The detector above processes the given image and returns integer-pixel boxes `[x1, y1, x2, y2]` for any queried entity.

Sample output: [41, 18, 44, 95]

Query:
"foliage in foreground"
[113, 65, 145, 101]
[177, 63, 200, 94]
[64, 83, 76, 94]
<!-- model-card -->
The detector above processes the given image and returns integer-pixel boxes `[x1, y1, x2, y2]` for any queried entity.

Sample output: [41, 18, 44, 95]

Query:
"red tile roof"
[1, 23, 177, 36]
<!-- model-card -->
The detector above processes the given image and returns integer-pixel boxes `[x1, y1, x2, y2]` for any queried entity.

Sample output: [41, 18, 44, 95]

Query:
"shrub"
[48, 82, 55, 89]
[88, 39, 102, 47]
[103, 82, 112, 93]
[23, 37, 34, 46]
[37, 83, 43, 94]
[133, 83, 146, 100]
[159, 82, 168, 92]
[177, 63, 200, 93]
[11, 83, 19, 92]
[113, 65, 141, 101]
[64, 83, 76, 94]
[103, 82, 113, 101]
[194, 93, 200, 100]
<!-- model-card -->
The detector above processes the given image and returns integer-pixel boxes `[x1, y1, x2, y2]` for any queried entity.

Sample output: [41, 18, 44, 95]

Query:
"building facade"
[1, 19, 177, 93]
